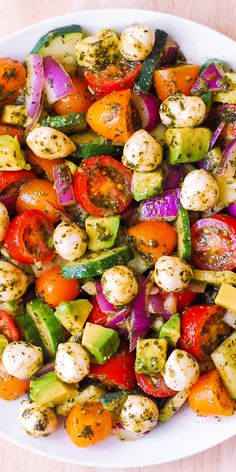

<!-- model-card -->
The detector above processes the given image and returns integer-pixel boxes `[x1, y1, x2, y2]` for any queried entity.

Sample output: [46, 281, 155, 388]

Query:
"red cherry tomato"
[87, 296, 109, 325]
[4, 209, 55, 264]
[89, 343, 136, 390]
[0, 170, 36, 193]
[191, 215, 236, 270]
[178, 305, 231, 361]
[0, 310, 19, 342]
[160, 289, 198, 313]
[135, 372, 176, 398]
[74, 156, 133, 217]
[84, 61, 142, 98]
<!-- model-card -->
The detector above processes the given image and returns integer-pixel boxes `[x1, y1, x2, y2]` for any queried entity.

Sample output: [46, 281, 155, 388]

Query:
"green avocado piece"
[135, 338, 168, 374]
[16, 314, 46, 355]
[159, 314, 181, 347]
[101, 391, 129, 423]
[0, 136, 30, 171]
[54, 299, 93, 335]
[26, 300, 65, 359]
[82, 322, 120, 364]
[131, 170, 163, 202]
[0, 335, 8, 356]
[30, 371, 78, 407]
[211, 331, 236, 399]
[85, 216, 120, 252]
[165, 127, 211, 164]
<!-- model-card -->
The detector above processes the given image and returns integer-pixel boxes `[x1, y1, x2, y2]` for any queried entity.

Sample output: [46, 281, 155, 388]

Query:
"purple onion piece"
[215, 139, 236, 177]
[43, 56, 75, 105]
[52, 164, 75, 206]
[139, 188, 181, 222]
[105, 308, 130, 337]
[226, 203, 236, 218]
[209, 122, 226, 150]
[25, 55, 44, 118]
[36, 363, 54, 378]
[95, 281, 117, 314]
[132, 91, 160, 132]
[121, 201, 140, 227]
[191, 62, 225, 94]
[0, 194, 18, 214]
[161, 41, 179, 66]
[128, 276, 153, 351]
[25, 102, 43, 134]
[163, 162, 188, 190]
[22, 286, 36, 303]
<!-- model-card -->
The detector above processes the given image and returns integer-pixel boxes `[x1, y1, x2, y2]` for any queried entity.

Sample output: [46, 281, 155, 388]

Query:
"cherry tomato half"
[135, 372, 176, 398]
[74, 156, 133, 217]
[0, 310, 19, 342]
[178, 305, 231, 361]
[35, 267, 80, 309]
[160, 289, 198, 313]
[16, 179, 62, 223]
[87, 296, 109, 325]
[191, 215, 236, 270]
[0, 170, 36, 194]
[53, 76, 94, 115]
[84, 61, 142, 98]
[4, 209, 55, 264]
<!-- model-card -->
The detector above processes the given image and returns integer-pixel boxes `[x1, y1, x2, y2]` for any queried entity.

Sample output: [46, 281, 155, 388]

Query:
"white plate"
[0, 9, 235, 467]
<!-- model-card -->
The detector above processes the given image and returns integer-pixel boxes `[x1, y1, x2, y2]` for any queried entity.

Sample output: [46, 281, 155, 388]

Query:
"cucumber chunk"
[211, 331, 236, 399]
[159, 389, 190, 422]
[16, 314, 45, 355]
[61, 246, 134, 279]
[41, 112, 87, 134]
[176, 207, 191, 261]
[70, 131, 123, 159]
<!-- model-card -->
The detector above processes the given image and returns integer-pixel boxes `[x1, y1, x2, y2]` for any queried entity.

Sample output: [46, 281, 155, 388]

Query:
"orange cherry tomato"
[86, 89, 134, 143]
[25, 148, 64, 182]
[0, 58, 26, 105]
[53, 76, 94, 115]
[153, 64, 200, 102]
[35, 267, 80, 309]
[0, 360, 29, 400]
[127, 221, 177, 263]
[16, 179, 63, 223]
[66, 402, 112, 447]
[188, 370, 234, 416]
[0, 124, 24, 143]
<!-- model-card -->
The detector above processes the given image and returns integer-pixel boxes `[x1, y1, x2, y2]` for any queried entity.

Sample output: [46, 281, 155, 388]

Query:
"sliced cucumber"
[127, 250, 153, 273]
[31, 25, 83, 74]
[211, 331, 236, 399]
[71, 131, 123, 159]
[26, 299, 65, 359]
[101, 391, 129, 423]
[159, 389, 190, 423]
[192, 269, 236, 286]
[16, 314, 45, 355]
[41, 112, 87, 134]
[135, 29, 168, 92]
[61, 246, 134, 279]
[176, 207, 191, 261]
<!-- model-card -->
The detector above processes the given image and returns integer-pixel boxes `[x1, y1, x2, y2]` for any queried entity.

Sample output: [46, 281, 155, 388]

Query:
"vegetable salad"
[0, 22, 235, 447]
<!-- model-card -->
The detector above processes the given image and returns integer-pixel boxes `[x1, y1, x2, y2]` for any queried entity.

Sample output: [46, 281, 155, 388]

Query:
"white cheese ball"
[180, 169, 219, 211]
[55, 342, 90, 383]
[154, 256, 193, 292]
[122, 129, 163, 172]
[163, 349, 200, 391]
[119, 25, 155, 61]
[18, 400, 58, 438]
[101, 265, 138, 306]
[0, 261, 28, 301]
[120, 395, 158, 434]
[53, 221, 87, 261]
[26, 126, 76, 159]
[2, 342, 43, 379]
[0, 203, 9, 242]
[160, 93, 206, 128]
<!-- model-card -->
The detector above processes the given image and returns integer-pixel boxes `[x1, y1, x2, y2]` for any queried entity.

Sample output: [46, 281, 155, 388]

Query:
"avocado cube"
[30, 371, 78, 407]
[214, 73, 236, 104]
[2, 105, 27, 126]
[215, 283, 236, 312]
[100, 391, 129, 423]
[211, 331, 236, 399]
[0, 135, 30, 171]
[135, 338, 168, 374]
[165, 127, 211, 164]
[85, 216, 120, 252]
[131, 170, 163, 202]
[159, 314, 181, 347]
[82, 322, 120, 364]
[0, 334, 8, 356]
[55, 299, 93, 335]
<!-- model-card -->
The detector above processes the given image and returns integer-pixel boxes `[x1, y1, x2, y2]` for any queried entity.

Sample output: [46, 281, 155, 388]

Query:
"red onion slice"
[191, 62, 225, 94]
[132, 91, 160, 132]
[36, 363, 54, 378]
[53, 164, 75, 206]
[161, 41, 179, 66]
[128, 276, 153, 351]
[25, 54, 44, 118]
[226, 203, 236, 218]
[209, 122, 226, 150]
[215, 139, 236, 178]
[95, 281, 117, 314]
[43, 56, 75, 105]
[139, 188, 181, 221]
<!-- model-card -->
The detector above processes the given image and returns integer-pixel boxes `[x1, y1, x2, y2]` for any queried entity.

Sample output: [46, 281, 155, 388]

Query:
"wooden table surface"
[0, 0, 235, 470]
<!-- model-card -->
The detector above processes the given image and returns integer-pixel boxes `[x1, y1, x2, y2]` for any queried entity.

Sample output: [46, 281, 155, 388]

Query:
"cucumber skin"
[71, 143, 123, 160]
[176, 207, 191, 262]
[135, 29, 168, 92]
[62, 246, 134, 279]
[16, 314, 45, 354]
[41, 112, 87, 134]
[31, 25, 82, 54]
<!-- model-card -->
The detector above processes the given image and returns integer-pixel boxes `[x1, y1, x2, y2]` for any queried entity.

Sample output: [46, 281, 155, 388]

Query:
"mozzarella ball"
[2, 341, 43, 379]
[160, 93, 206, 128]
[101, 265, 138, 306]
[55, 342, 90, 383]
[18, 400, 58, 438]
[0, 203, 9, 242]
[154, 256, 193, 292]
[26, 126, 76, 159]
[122, 130, 163, 172]
[180, 169, 219, 211]
[120, 395, 158, 434]
[0, 261, 28, 301]
[163, 349, 200, 391]
[119, 25, 155, 61]
[53, 221, 87, 261]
